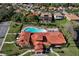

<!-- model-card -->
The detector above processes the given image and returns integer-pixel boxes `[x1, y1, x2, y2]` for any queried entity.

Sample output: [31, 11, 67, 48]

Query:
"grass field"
[9, 22, 22, 33]
[1, 44, 27, 56]
[47, 52, 57, 56]
[5, 34, 17, 42]
[53, 19, 79, 56]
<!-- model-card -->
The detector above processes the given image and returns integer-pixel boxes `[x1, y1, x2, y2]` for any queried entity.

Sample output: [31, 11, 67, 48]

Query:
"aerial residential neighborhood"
[0, 3, 79, 56]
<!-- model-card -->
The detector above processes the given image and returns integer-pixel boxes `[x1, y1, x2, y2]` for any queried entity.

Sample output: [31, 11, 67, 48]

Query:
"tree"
[34, 16, 39, 22]
[0, 4, 14, 22]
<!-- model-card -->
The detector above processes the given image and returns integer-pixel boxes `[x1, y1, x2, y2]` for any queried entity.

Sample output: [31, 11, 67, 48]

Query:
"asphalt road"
[0, 22, 9, 37]
[0, 21, 9, 48]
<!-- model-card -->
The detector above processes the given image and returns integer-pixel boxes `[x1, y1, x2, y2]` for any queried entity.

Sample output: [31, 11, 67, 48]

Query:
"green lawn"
[49, 19, 79, 56]
[1, 44, 27, 56]
[5, 34, 17, 42]
[66, 9, 79, 14]
[53, 46, 79, 56]
[9, 22, 22, 33]
[55, 19, 70, 27]
[47, 52, 57, 56]
[53, 24, 79, 56]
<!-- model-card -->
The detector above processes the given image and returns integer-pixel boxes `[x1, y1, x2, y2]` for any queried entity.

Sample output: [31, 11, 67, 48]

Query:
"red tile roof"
[33, 41, 43, 46]
[34, 44, 43, 53]
[17, 30, 66, 51]
[45, 32, 66, 44]
[31, 32, 66, 45]
[65, 14, 79, 21]
[31, 33, 44, 41]
[34, 45, 43, 50]
[16, 32, 31, 47]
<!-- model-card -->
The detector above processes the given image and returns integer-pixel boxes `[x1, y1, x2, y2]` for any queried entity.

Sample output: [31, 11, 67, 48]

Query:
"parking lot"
[0, 21, 9, 48]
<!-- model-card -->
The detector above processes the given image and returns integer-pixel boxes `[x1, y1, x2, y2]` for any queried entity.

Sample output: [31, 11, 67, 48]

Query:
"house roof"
[34, 44, 43, 53]
[40, 12, 52, 17]
[65, 14, 79, 21]
[19, 32, 31, 41]
[33, 41, 43, 46]
[31, 32, 66, 45]
[48, 7, 56, 10]
[34, 44, 43, 49]
[16, 32, 31, 47]
[17, 29, 66, 52]
[54, 13, 63, 16]
[45, 32, 66, 44]
[31, 33, 44, 41]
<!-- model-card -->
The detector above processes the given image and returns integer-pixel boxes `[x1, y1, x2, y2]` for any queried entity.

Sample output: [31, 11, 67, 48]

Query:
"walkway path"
[19, 49, 34, 56]
[8, 33, 18, 35]
[5, 41, 15, 44]
[50, 48, 60, 56]
[0, 53, 6, 56]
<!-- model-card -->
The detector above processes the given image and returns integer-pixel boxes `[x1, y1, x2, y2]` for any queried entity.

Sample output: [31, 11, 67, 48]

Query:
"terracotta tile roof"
[34, 45, 43, 49]
[19, 32, 31, 41]
[45, 32, 66, 44]
[65, 14, 79, 21]
[17, 30, 66, 50]
[31, 33, 44, 41]
[16, 32, 31, 47]
[33, 41, 43, 46]
[34, 44, 43, 53]
[31, 32, 66, 45]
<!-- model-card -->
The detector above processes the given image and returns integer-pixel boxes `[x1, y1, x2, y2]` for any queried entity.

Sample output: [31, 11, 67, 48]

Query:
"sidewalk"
[19, 50, 34, 56]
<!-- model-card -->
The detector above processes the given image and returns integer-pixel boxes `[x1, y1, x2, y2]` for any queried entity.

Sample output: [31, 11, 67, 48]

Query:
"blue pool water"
[24, 27, 47, 33]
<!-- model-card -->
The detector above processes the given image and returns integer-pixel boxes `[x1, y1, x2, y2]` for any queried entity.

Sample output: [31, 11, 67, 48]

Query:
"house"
[48, 7, 56, 10]
[16, 28, 66, 53]
[65, 13, 79, 21]
[54, 13, 64, 20]
[40, 12, 53, 23]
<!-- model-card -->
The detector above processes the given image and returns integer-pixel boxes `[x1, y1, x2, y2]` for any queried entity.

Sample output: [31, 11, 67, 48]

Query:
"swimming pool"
[23, 27, 47, 33]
